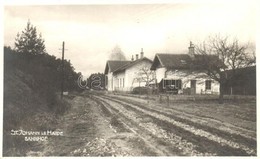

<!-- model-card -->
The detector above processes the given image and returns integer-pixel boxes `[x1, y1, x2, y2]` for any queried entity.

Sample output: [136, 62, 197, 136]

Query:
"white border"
[1, 0, 259, 158]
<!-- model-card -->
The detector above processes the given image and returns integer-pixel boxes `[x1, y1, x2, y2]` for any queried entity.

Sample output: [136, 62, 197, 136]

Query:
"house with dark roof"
[104, 49, 153, 91]
[150, 42, 220, 94]
[104, 60, 131, 91]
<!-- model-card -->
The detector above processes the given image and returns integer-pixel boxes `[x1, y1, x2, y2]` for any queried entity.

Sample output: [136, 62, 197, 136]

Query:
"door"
[190, 80, 196, 95]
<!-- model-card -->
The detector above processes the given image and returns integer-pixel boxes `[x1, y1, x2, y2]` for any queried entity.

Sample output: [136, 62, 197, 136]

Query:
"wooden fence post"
[167, 95, 169, 107]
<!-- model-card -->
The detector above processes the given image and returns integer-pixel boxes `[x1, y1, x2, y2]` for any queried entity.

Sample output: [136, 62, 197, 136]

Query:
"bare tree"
[194, 35, 255, 103]
[132, 66, 155, 87]
[109, 45, 126, 61]
[131, 66, 155, 95]
[137, 66, 156, 86]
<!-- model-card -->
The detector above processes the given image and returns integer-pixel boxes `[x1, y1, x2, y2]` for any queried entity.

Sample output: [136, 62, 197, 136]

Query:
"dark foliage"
[222, 66, 256, 95]
[14, 20, 46, 55]
[4, 46, 81, 94]
[4, 21, 82, 156]
[87, 73, 106, 90]
[4, 46, 82, 156]
[132, 87, 152, 95]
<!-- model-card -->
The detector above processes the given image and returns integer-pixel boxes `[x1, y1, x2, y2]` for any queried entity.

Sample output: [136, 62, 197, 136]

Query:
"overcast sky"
[4, 1, 256, 77]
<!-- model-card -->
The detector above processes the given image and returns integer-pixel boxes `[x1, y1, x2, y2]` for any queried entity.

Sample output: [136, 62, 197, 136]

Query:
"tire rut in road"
[108, 95, 256, 150]
[110, 95, 256, 139]
[110, 95, 255, 137]
[70, 96, 137, 156]
[97, 95, 255, 156]
[91, 95, 178, 156]
[92, 95, 208, 156]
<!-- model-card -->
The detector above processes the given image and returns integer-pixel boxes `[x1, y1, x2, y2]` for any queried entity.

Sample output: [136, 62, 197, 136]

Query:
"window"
[205, 80, 212, 90]
[163, 79, 182, 89]
[180, 60, 187, 65]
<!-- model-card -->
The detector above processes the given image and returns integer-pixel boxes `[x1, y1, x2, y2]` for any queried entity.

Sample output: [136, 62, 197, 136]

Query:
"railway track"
[91, 94, 256, 156]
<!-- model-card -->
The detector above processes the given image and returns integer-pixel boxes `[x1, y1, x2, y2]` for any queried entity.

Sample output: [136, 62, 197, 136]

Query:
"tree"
[136, 66, 155, 86]
[132, 66, 156, 95]
[194, 35, 255, 103]
[14, 20, 46, 55]
[109, 45, 126, 61]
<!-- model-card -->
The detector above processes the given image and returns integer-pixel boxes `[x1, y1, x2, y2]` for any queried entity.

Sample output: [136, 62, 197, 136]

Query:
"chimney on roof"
[131, 55, 134, 61]
[140, 48, 144, 58]
[136, 54, 139, 60]
[188, 41, 195, 58]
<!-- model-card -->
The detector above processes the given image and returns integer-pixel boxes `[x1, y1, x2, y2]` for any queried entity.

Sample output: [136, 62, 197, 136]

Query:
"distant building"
[150, 42, 220, 94]
[104, 49, 153, 92]
[223, 66, 256, 95]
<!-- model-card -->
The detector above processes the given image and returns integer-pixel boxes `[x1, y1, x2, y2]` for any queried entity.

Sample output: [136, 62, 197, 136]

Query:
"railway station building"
[104, 50, 153, 92]
[150, 42, 220, 95]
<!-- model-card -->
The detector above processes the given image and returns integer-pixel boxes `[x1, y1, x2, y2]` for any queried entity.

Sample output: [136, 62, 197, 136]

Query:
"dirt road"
[35, 94, 152, 156]
[30, 92, 256, 156]
[91, 93, 256, 156]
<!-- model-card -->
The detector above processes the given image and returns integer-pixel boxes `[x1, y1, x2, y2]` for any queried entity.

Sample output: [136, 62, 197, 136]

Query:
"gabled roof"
[150, 54, 192, 70]
[150, 53, 222, 70]
[192, 54, 225, 69]
[104, 60, 131, 74]
[113, 57, 153, 74]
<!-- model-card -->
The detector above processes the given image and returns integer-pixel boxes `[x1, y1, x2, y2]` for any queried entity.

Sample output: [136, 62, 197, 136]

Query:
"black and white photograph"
[2, 0, 257, 157]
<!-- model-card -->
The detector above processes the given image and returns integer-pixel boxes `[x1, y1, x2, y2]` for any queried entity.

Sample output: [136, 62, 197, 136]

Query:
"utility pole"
[61, 41, 65, 99]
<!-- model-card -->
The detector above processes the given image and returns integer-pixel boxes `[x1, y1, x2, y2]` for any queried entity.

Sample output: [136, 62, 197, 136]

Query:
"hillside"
[3, 47, 77, 156]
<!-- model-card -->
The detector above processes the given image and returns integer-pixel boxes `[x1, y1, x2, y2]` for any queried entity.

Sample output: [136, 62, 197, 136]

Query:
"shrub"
[132, 86, 152, 95]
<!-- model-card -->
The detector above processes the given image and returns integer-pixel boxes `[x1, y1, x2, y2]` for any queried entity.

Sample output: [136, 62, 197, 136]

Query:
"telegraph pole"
[61, 41, 65, 99]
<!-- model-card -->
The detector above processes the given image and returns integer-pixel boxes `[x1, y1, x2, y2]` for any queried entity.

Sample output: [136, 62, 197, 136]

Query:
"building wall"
[106, 72, 113, 91]
[114, 71, 126, 91]
[158, 68, 219, 94]
[155, 67, 166, 83]
[114, 60, 153, 92]
[127, 60, 152, 88]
